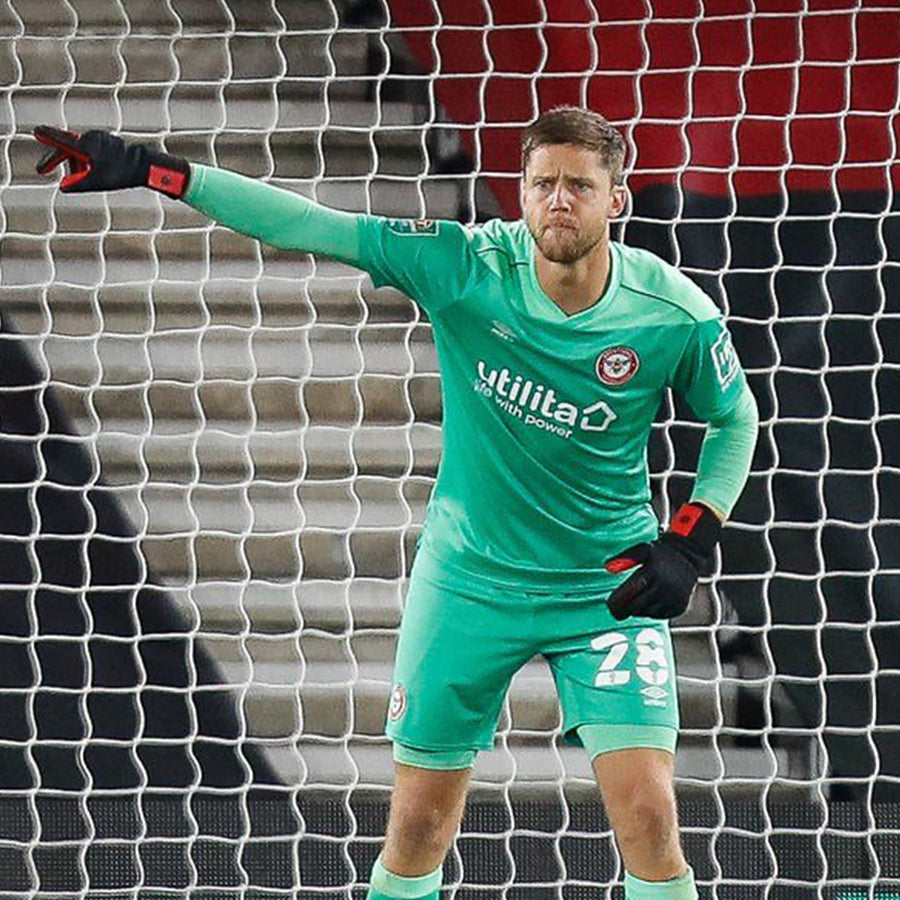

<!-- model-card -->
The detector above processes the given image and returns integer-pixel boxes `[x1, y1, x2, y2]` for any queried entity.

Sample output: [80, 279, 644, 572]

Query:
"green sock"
[366, 855, 442, 900]
[624, 866, 698, 900]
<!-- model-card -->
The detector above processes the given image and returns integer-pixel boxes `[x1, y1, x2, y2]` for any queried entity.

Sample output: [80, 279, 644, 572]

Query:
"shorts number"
[590, 633, 630, 686]
[590, 628, 669, 687]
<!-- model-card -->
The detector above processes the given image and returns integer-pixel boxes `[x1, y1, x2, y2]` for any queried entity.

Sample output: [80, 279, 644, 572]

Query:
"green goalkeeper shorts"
[385, 550, 680, 757]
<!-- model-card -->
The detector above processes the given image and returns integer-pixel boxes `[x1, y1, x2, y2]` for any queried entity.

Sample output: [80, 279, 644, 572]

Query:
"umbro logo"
[641, 685, 668, 707]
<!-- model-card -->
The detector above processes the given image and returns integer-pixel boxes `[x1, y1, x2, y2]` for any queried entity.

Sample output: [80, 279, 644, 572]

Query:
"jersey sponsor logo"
[388, 683, 407, 721]
[711, 329, 738, 389]
[475, 360, 617, 439]
[596, 346, 640, 386]
[386, 218, 438, 236]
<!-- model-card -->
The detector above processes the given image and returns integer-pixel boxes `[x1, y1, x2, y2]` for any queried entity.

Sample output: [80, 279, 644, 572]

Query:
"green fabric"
[184, 163, 362, 265]
[393, 742, 476, 770]
[181, 168, 755, 589]
[359, 217, 752, 590]
[625, 867, 697, 900]
[369, 892, 439, 900]
[386, 552, 678, 753]
[576, 723, 677, 758]
[368, 856, 442, 900]
[690, 383, 759, 517]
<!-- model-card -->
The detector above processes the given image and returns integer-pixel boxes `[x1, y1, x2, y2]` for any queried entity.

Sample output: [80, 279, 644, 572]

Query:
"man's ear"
[610, 184, 628, 219]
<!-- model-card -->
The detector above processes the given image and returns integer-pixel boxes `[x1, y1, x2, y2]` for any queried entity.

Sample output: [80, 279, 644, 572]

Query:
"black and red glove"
[34, 126, 190, 198]
[604, 502, 723, 621]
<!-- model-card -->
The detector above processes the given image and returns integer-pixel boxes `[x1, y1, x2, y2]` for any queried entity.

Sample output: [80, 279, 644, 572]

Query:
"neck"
[534, 234, 612, 316]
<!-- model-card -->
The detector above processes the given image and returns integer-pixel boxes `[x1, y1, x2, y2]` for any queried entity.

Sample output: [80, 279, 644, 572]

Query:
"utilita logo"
[474, 361, 616, 439]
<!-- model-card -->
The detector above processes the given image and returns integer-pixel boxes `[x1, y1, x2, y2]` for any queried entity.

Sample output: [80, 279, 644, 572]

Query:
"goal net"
[0, 0, 897, 896]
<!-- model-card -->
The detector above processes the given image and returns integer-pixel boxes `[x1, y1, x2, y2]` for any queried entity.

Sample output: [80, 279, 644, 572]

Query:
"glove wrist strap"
[146, 153, 190, 198]
[669, 502, 722, 556]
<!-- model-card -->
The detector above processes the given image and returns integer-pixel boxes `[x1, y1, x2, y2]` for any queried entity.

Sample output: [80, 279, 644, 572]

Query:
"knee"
[605, 780, 679, 854]
[390, 802, 456, 857]
[617, 793, 676, 849]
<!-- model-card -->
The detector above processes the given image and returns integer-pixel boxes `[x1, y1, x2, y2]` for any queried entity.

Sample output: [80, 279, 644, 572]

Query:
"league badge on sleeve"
[387, 218, 438, 236]
[711, 330, 739, 388]
[596, 346, 640, 386]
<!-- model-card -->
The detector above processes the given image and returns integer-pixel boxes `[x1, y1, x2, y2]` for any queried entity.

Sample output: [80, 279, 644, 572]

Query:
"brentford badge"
[388, 684, 407, 721]
[596, 346, 640, 386]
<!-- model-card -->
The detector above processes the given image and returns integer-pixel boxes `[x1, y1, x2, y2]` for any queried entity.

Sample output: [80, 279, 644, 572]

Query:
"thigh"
[544, 604, 680, 747]
[386, 559, 531, 753]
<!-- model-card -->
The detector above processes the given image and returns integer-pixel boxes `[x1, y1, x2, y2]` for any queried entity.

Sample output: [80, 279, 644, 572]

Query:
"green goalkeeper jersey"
[357, 217, 751, 589]
[184, 166, 757, 592]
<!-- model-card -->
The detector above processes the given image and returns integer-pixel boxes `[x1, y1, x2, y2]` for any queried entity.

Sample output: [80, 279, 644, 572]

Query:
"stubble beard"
[528, 219, 605, 265]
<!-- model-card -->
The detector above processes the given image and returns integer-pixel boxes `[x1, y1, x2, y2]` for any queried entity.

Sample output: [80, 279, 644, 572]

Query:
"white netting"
[0, 0, 897, 896]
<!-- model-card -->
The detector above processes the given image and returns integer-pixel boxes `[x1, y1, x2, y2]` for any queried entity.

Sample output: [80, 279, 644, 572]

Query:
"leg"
[592, 747, 685, 881]
[543, 602, 691, 898]
[382, 760, 471, 875]
[373, 556, 529, 897]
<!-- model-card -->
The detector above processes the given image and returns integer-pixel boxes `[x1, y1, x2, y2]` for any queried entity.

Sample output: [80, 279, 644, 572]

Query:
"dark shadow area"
[632, 184, 900, 802]
[0, 313, 280, 805]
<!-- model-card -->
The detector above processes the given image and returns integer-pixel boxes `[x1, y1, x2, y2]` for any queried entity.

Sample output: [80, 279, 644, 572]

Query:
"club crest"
[596, 346, 640, 386]
[388, 683, 407, 721]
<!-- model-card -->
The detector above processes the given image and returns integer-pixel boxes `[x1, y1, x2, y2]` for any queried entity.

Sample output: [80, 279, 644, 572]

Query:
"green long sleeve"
[689, 383, 759, 519]
[183, 164, 363, 265]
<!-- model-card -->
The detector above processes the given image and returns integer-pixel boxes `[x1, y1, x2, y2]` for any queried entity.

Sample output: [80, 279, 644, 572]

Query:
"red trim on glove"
[670, 503, 705, 537]
[605, 557, 639, 573]
[148, 164, 187, 198]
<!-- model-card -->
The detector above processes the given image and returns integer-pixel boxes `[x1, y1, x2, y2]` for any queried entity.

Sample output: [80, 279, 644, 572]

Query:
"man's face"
[522, 143, 627, 265]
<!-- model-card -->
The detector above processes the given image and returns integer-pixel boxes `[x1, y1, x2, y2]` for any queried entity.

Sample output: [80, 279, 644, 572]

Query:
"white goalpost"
[0, 0, 896, 896]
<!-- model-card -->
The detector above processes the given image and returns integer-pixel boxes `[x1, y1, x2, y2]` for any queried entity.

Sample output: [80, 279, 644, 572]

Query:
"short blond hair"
[521, 107, 626, 186]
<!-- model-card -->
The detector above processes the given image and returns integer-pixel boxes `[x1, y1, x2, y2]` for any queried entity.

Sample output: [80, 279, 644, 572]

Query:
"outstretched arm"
[184, 164, 361, 266]
[34, 127, 478, 312]
[34, 126, 363, 266]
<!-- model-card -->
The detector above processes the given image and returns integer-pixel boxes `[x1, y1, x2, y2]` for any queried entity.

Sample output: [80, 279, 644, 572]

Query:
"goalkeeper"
[35, 108, 758, 900]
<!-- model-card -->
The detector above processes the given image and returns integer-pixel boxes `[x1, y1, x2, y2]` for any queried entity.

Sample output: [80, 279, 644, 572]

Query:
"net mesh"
[0, 0, 897, 896]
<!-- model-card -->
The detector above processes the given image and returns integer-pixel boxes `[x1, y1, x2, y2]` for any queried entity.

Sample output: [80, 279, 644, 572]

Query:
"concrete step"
[0, 315, 437, 384]
[115, 476, 430, 536]
[45, 376, 440, 429]
[185, 577, 405, 635]
[137, 524, 420, 581]
[88, 422, 441, 482]
[0, 273, 421, 331]
[1, 1, 376, 101]
[0, 0, 342, 37]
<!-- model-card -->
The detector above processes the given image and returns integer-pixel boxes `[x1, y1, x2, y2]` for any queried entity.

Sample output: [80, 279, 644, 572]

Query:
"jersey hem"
[413, 543, 629, 595]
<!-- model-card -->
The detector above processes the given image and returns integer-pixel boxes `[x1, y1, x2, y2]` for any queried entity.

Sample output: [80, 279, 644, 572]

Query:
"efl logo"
[596, 346, 640, 386]
[388, 684, 407, 722]
[711, 330, 738, 389]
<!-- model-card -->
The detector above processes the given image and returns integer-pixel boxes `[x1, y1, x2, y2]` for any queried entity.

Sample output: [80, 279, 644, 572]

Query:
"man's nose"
[549, 183, 572, 208]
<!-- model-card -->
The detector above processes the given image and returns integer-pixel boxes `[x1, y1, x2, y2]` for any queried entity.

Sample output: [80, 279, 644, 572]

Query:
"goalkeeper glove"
[604, 502, 722, 621]
[34, 126, 190, 198]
